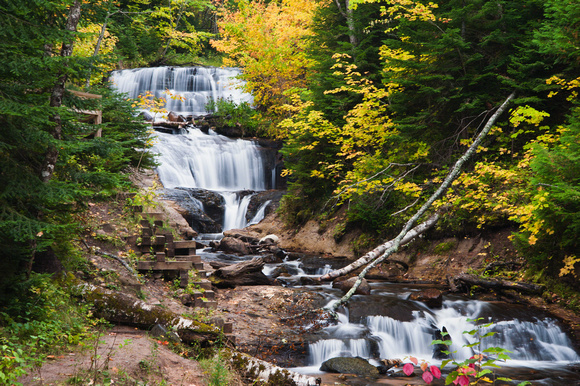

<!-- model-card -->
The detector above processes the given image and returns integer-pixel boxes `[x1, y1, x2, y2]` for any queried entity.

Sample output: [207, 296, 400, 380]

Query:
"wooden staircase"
[134, 212, 217, 310]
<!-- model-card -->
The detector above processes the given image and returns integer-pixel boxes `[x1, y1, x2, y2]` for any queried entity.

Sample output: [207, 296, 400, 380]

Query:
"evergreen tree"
[0, 0, 154, 301]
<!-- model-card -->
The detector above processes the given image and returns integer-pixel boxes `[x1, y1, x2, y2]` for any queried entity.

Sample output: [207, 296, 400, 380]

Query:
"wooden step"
[175, 255, 201, 263]
[192, 280, 212, 291]
[193, 290, 215, 301]
[137, 261, 193, 271]
[173, 240, 198, 249]
[225, 334, 236, 344]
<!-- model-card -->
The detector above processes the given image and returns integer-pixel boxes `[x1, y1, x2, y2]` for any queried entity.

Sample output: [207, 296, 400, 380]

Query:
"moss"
[434, 240, 456, 255]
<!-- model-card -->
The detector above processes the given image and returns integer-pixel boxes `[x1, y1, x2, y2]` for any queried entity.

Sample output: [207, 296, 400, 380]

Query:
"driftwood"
[80, 284, 226, 346]
[450, 273, 545, 295]
[210, 257, 272, 288]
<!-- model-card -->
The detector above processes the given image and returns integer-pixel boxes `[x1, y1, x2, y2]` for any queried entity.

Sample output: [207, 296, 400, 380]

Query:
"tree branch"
[327, 91, 516, 312]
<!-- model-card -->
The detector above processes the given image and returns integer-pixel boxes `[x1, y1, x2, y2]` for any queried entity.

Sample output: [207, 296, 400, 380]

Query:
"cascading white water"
[110, 66, 268, 231]
[307, 298, 580, 367]
[152, 130, 265, 191]
[151, 129, 266, 229]
[248, 200, 271, 226]
[110, 66, 252, 116]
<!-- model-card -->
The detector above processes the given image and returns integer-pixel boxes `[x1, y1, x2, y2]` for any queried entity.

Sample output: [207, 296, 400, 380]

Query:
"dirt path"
[20, 326, 208, 385]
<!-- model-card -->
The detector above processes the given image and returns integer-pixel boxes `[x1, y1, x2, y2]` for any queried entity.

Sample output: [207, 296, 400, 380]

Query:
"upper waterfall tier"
[110, 66, 253, 116]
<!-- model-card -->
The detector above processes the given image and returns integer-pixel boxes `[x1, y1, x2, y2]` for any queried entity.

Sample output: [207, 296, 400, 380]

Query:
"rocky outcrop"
[408, 288, 443, 308]
[218, 236, 250, 255]
[320, 357, 379, 376]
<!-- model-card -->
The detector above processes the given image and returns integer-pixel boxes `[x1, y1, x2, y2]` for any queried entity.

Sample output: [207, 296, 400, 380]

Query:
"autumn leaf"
[422, 370, 434, 384]
[403, 363, 414, 376]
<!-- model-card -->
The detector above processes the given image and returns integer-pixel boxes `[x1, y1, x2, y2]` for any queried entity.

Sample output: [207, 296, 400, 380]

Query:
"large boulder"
[332, 277, 371, 295]
[320, 357, 379, 376]
[408, 288, 443, 308]
[218, 236, 250, 255]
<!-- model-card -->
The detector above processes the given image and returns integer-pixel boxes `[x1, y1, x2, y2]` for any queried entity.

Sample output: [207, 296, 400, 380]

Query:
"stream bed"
[201, 250, 580, 385]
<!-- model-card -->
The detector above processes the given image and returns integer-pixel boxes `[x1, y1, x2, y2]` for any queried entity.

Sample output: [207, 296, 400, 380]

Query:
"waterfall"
[110, 66, 269, 231]
[248, 200, 271, 225]
[306, 297, 580, 368]
[110, 66, 252, 116]
[152, 130, 266, 191]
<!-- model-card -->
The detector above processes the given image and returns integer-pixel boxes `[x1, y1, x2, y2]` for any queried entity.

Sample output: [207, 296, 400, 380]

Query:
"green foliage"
[0, 273, 97, 382]
[513, 106, 580, 276]
[205, 98, 265, 137]
[199, 350, 235, 386]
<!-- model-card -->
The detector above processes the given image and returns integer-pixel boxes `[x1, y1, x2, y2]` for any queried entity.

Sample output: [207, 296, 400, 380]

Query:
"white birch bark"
[328, 92, 516, 312]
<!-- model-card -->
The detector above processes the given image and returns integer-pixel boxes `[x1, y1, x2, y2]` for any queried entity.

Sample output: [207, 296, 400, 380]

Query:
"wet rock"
[259, 234, 279, 245]
[246, 190, 284, 220]
[332, 277, 371, 295]
[167, 111, 186, 122]
[432, 326, 451, 359]
[320, 357, 379, 376]
[408, 288, 443, 308]
[218, 237, 250, 255]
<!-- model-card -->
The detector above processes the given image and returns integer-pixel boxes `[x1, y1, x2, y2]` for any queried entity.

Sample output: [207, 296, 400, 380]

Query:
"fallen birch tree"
[325, 91, 516, 313]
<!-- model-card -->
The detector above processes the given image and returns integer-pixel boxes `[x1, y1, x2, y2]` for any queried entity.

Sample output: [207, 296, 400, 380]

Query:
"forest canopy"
[0, 0, 578, 320]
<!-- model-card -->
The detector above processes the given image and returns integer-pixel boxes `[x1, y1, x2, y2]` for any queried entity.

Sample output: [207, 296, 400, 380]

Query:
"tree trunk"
[319, 212, 441, 281]
[230, 351, 320, 386]
[80, 284, 227, 346]
[335, 0, 358, 49]
[328, 92, 516, 312]
[450, 273, 545, 295]
[41, 0, 82, 183]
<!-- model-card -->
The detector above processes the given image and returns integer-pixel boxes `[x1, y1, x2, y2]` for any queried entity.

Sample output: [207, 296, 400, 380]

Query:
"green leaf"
[477, 369, 493, 377]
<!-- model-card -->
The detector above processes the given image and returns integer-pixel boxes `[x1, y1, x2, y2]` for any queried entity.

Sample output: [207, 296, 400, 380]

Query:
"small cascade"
[306, 295, 580, 369]
[111, 66, 252, 116]
[248, 200, 271, 225]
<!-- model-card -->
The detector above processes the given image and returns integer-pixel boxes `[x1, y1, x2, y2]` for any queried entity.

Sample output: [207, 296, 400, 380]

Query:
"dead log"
[80, 284, 226, 346]
[451, 273, 545, 295]
[327, 92, 516, 312]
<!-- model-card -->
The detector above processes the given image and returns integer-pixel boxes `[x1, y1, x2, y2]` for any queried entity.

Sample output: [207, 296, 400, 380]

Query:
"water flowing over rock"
[111, 66, 282, 233]
[111, 66, 252, 117]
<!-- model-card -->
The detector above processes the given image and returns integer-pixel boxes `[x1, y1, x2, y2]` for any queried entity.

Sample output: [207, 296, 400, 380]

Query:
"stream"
[112, 66, 580, 385]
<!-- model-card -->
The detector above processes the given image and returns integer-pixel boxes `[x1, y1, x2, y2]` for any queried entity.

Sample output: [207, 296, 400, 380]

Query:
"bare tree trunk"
[41, 0, 82, 182]
[319, 212, 441, 281]
[335, 0, 358, 49]
[328, 92, 516, 312]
